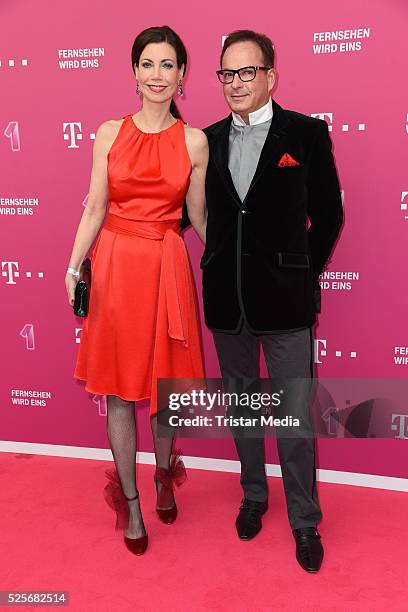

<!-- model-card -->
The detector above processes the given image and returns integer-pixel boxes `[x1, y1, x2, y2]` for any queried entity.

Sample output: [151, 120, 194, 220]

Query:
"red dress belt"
[103, 212, 190, 347]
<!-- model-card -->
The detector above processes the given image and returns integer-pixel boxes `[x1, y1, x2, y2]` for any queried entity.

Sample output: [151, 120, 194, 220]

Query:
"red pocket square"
[277, 153, 300, 167]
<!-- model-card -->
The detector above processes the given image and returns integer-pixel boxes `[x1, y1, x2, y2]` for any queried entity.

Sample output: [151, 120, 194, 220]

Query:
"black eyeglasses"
[216, 65, 271, 84]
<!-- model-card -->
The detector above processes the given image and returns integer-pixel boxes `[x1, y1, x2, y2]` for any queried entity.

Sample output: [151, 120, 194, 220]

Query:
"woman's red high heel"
[154, 450, 187, 524]
[104, 468, 148, 555]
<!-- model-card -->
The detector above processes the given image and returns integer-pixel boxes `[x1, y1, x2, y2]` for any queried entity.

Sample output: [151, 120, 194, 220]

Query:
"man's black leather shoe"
[292, 527, 324, 572]
[235, 498, 268, 540]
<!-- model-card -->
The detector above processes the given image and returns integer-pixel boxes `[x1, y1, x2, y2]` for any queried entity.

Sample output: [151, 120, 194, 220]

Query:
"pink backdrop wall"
[1, 0, 407, 479]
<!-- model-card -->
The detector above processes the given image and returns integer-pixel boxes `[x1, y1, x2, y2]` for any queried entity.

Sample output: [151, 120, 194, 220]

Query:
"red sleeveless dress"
[73, 114, 205, 414]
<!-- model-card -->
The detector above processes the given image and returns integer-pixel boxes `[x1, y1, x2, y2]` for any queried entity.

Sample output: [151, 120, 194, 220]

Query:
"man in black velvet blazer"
[183, 30, 343, 573]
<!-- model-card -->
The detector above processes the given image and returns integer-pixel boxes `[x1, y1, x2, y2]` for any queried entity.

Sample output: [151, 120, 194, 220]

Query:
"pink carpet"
[1, 452, 407, 611]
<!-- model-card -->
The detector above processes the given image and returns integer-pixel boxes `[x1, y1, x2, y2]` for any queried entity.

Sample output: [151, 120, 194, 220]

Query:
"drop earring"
[178, 80, 183, 97]
[136, 81, 140, 96]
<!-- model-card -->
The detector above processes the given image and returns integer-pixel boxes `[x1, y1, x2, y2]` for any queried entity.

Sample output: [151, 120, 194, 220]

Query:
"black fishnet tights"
[106, 394, 146, 538]
[106, 395, 176, 536]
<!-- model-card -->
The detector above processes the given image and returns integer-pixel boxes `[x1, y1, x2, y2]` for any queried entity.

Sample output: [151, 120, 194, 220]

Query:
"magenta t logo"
[2, 261, 19, 284]
[63, 122, 82, 148]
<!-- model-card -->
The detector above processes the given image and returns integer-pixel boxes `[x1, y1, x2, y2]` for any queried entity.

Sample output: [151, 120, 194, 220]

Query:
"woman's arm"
[65, 120, 118, 306]
[184, 127, 208, 245]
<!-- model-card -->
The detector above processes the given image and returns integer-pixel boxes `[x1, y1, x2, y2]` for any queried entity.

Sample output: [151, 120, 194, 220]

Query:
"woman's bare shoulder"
[97, 118, 125, 139]
[93, 118, 125, 152]
[184, 124, 208, 149]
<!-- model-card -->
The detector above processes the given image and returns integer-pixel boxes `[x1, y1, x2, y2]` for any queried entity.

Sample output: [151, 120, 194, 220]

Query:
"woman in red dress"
[65, 26, 208, 555]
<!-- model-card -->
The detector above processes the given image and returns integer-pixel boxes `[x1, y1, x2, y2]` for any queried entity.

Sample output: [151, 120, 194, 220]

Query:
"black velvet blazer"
[182, 99, 343, 333]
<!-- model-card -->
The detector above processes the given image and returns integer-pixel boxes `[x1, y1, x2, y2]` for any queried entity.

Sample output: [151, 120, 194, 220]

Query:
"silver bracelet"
[67, 267, 80, 278]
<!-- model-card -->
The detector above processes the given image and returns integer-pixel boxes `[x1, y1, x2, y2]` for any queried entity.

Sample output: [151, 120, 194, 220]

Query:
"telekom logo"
[1, 261, 44, 283]
[314, 339, 357, 364]
[63, 122, 82, 148]
[311, 113, 333, 130]
[310, 113, 365, 132]
[0, 58, 29, 68]
[2, 261, 19, 283]
[63, 122, 96, 148]
[391, 414, 408, 439]
[400, 191, 408, 220]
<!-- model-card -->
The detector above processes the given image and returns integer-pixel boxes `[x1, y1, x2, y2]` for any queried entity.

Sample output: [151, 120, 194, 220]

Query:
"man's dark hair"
[220, 30, 275, 68]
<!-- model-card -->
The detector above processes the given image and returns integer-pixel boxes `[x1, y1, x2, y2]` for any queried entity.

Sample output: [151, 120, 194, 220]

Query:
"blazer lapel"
[208, 115, 242, 208]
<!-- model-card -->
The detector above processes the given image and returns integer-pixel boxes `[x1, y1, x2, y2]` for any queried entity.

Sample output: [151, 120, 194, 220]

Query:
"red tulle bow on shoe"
[155, 449, 187, 490]
[103, 468, 130, 531]
[154, 450, 187, 524]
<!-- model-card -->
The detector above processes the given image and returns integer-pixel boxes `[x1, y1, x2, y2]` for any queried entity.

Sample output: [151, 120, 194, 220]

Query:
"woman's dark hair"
[131, 25, 187, 120]
[220, 29, 275, 69]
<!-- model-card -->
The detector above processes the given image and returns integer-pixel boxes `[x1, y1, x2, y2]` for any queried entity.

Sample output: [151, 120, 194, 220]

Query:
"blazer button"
[241, 209, 247, 214]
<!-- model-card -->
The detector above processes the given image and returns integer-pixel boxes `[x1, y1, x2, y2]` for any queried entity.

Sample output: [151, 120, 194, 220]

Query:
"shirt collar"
[231, 98, 273, 127]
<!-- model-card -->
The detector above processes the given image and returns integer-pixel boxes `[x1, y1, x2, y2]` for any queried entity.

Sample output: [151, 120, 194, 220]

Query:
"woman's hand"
[65, 272, 78, 307]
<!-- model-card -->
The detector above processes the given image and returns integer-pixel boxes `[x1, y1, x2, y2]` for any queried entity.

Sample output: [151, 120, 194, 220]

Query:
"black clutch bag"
[73, 257, 92, 317]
